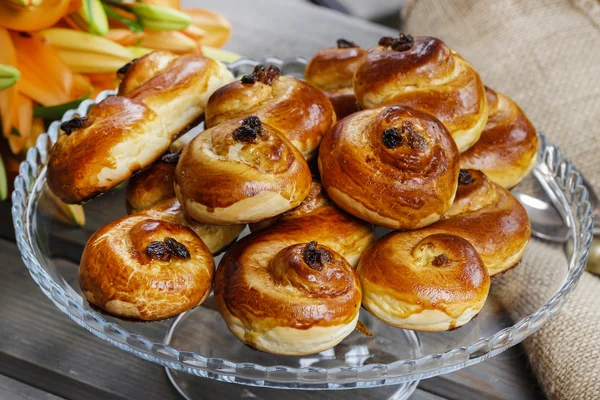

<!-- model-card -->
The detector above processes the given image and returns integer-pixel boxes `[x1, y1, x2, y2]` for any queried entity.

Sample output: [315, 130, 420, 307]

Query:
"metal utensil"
[514, 173, 599, 274]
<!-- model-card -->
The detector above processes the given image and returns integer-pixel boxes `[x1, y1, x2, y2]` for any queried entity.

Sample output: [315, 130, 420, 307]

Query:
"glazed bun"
[305, 39, 366, 119]
[126, 151, 179, 214]
[357, 232, 489, 331]
[353, 34, 487, 152]
[460, 87, 538, 188]
[48, 51, 233, 204]
[215, 183, 373, 355]
[80, 215, 214, 321]
[175, 116, 312, 225]
[141, 198, 244, 255]
[319, 105, 460, 230]
[205, 64, 336, 159]
[357, 170, 530, 330]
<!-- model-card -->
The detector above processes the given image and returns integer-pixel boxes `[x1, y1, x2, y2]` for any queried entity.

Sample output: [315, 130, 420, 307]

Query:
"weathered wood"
[0, 375, 64, 400]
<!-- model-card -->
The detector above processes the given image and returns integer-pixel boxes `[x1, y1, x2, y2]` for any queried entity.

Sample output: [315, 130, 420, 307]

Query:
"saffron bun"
[214, 183, 373, 355]
[175, 116, 312, 225]
[460, 87, 538, 189]
[318, 104, 460, 230]
[126, 151, 179, 214]
[357, 231, 489, 332]
[357, 170, 530, 331]
[80, 214, 215, 321]
[204, 64, 336, 159]
[305, 39, 366, 119]
[353, 34, 488, 153]
[48, 51, 233, 204]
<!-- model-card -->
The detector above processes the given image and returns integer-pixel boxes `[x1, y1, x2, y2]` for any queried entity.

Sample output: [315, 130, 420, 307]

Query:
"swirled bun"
[353, 34, 487, 152]
[175, 116, 312, 225]
[460, 87, 538, 188]
[438, 170, 531, 276]
[205, 64, 336, 159]
[305, 39, 366, 119]
[141, 198, 244, 255]
[126, 151, 179, 214]
[48, 51, 233, 204]
[215, 184, 373, 355]
[80, 215, 215, 321]
[319, 105, 460, 230]
[357, 233, 489, 331]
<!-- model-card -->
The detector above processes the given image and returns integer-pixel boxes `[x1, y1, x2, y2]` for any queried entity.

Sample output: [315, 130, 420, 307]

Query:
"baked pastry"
[214, 183, 373, 355]
[80, 214, 215, 321]
[126, 150, 179, 214]
[48, 51, 233, 204]
[460, 87, 538, 188]
[204, 64, 336, 159]
[305, 39, 366, 119]
[357, 231, 489, 332]
[357, 169, 529, 331]
[141, 198, 244, 255]
[126, 151, 244, 254]
[353, 33, 488, 152]
[319, 104, 460, 230]
[175, 116, 312, 225]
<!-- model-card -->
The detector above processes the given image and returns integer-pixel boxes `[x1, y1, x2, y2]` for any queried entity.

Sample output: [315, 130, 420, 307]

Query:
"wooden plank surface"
[1, 0, 545, 399]
[0, 375, 64, 400]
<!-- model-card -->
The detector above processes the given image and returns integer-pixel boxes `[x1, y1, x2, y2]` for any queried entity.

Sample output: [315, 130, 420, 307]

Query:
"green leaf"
[131, 4, 191, 31]
[33, 93, 91, 120]
[102, 3, 143, 33]
[0, 154, 7, 201]
[10, 127, 21, 137]
[0, 64, 21, 90]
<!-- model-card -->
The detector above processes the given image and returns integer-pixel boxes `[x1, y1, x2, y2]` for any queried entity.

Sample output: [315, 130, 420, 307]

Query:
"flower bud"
[131, 4, 191, 31]
[0, 65, 20, 91]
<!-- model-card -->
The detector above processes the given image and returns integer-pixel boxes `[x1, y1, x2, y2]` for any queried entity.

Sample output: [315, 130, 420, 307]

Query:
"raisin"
[432, 254, 449, 267]
[382, 127, 402, 149]
[232, 116, 262, 142]
[60, 117, 87, 135]
[303, 241, 332, 271]
[146, 241, 171, 261]
[337, 38, 359, 48]
[458, 170, 474, 185]
[165, 238, 191, 259]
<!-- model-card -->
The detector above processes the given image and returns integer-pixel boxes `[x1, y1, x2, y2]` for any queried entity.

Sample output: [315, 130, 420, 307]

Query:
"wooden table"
[0, 0, 546, 398]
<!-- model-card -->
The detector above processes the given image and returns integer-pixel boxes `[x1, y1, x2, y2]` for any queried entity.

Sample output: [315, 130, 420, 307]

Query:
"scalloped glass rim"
[11, 57, 594, 390]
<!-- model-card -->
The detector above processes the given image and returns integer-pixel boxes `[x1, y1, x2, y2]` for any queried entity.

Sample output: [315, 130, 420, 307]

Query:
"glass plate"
[11, 57, 594, 390]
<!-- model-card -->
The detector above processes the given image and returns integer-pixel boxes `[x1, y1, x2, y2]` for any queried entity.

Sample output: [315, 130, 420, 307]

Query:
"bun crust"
[205, 67, 336, 159]
[175, 117, 312, 225]
[319, 105, 460, 230]
[48, 51, 233, 204]
[80, 215, 215, 321]
[126, 155, 178, 214]
[460, 87, 538, 188]
[214, 183, 373, 355]
[305, 44, 366, 119]
[353, 36, 487, 152]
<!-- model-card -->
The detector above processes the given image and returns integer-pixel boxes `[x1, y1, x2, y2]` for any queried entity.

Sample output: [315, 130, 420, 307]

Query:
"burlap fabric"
[403, 1, 600, 398]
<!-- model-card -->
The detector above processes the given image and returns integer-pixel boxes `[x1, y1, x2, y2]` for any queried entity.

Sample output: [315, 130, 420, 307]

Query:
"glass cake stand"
[11, 57, 594, 399]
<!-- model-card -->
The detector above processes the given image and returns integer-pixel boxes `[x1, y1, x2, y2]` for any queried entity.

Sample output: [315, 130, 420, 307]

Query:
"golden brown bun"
[175, 116, 312, 225]
[357, 232, 489, 331]
[357, 170, 529, 331]
[305, 39, 366, 119]
[214, 184, 373, 355]
[205, 65, 336, 159]
[353, 34, 488, 152]
[318, 105, 460, 230]
[460, 87, 538, 188]
[140, 198, 244, 255]
[48, 51, 233, 204]
[80, 215, 214, 321]
[126, 152, 179, 214]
